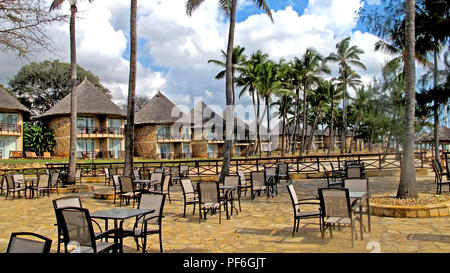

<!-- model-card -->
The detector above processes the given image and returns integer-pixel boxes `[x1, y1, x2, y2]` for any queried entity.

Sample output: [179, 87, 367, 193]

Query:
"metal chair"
[55, 207, 120, 253]
[180, 178, 199, 218]
[286, 184, 322, 237]
[119, 176, 141, 207]
[250, 171, 267, 200]
[197, 182, 223, 224]
[318, 187, 363, 248]
[432, 159, 450, 195]
[123, 192, 166, 253]
[6, 232, 52, 253]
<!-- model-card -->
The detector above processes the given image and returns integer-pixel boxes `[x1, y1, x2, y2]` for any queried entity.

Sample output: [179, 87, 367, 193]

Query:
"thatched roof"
[135, 91, 184, 125]
[418, 126, 450, 143]
[38, 78, 125, 118]
[0, 86, 30, 113]
[190, 100, 224, 129]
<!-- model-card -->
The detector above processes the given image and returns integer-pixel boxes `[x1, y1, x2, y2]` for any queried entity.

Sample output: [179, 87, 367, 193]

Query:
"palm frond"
[185, 0, 206, 16]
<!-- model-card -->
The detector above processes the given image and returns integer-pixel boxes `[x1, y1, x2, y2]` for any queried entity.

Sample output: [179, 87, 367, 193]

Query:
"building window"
[0, 136, 17, 159]
[157, 125, 171, 139]
[109, 139, 122, 158]
[208, 144, 216, 158]
[0, 113, 18, 124]
[206, 128, 215, 140]
[76, 138, 94, 158]
[158, 143, 171, 159]
[77, 117, 95, 134]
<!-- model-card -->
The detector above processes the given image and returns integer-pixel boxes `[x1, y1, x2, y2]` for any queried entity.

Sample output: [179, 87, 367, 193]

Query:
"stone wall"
[47, 116, 71, 157]
[134, 124, 158, 158]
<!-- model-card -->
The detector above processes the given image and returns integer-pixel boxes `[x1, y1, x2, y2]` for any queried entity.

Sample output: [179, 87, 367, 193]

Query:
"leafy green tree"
[8, 60, 110, 115]
[23, 122, 56, 156]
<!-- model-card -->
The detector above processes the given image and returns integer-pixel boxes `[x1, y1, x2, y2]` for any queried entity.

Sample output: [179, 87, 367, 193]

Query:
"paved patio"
[0, 174, 449, 253]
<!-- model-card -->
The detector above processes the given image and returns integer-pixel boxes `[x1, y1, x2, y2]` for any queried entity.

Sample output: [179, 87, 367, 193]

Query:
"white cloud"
[0, 0, 398, 112]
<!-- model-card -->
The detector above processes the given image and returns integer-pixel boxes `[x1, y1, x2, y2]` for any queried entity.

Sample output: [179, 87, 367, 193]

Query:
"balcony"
[77, 127, 124, 136]
[77, 150, 124, 159]
[0, 123, 21, 134]
[157, 133, 191, 142]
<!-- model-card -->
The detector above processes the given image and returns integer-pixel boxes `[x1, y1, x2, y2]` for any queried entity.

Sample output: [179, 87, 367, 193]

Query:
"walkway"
[0, 174, 448, 253]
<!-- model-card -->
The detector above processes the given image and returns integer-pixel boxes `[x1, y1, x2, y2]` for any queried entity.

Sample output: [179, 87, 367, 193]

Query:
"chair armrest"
[95, 228, 121, 240]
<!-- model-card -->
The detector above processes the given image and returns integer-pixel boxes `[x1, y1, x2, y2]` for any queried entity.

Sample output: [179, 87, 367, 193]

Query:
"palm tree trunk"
[67, 4, 77, 184]
[300, 83, 307, 155]
[397, 0, 418, 199]
[281, 97, 286, 155]
[341, 80, 347, 154]
[292, 88, 300, 154]
[219, 0, 236, 183]
[266, 96, 271, 156]
[307, 112, 319, 154]
[123, 0, 137, 176]
[328, 101, 334, 155]
[349, 116, 360, 153]
[433, 51, 439, 161]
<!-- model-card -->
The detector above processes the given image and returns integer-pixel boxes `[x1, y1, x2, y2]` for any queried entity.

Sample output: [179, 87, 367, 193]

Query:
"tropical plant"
[23, 122, 56, 156]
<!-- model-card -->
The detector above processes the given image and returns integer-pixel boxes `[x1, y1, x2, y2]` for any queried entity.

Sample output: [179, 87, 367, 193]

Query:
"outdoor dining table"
[349, 191, 369, 239]
[90, 208, 155, 253]
[133, 179, 159, 191]
[23, 177, 38, 198]
[219, 185, 239, 220]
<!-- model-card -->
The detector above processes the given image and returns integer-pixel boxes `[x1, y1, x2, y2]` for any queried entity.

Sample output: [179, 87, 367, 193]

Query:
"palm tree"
[306, 80, 328, 154]
[208, 45, 247, 105]
[123, 0, 137, 177]
[256, 60, 284, 155]
[294, 48, 330, 155]
[397, 0, 418, 199]
[325, 37, 366, 154]
[236, 50, 269, 156]
[348, 86, 371, 153]
[321, 80, 342, 154]
[49, 0, 94, 184]
[186, 0, 272, 182]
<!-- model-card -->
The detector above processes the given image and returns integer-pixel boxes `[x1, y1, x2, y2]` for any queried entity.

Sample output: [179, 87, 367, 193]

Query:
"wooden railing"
[42, 151, 426, 178]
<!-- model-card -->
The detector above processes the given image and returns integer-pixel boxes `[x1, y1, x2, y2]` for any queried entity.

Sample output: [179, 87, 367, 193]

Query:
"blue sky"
[0, 0, 405, 118]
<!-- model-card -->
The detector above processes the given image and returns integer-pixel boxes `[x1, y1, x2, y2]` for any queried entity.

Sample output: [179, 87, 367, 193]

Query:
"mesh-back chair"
[431, 159, 450, 195]
[12, 174, 25, 187]
[119, 176, 141, 207]
[445, 155, 450, 180]
[345, 164, 364, 179]
[197, 182, 222, 224]
[180, 165, 189, 178]
[150, 172, 164, 192]
[123, 193, 166, 253]
[224, 175, 241, 213]
[237, 170, 251, 196]
[5, 174, 26, 200]
[161, 174, 171, 203]
[75, 168, 82, 184]
[53, 196, 83, 253]
[344, 178, 371, 232]
[0, 175, 6, 196]
[250, 171, 267, 200]
[104, 168, 111, 186]
[49, 172, 60, 194]
[55, 207, 120, 253]
[321, 163, 344, 188]
[132, 169, 141, 180]
[6, 232, 52, 253]
[154, 167, 165, 174]
[264, 167, 278, 197]
[318, 187, 362, 247]
[180, 178, 199, 218]
[276, 162, 292, 184]
[112, 175, 121, 204]
[330, 162, 345, 181]
[171, 166, 180, 184]
[287, 184, 322, 237]
[31, 174, 50, 198]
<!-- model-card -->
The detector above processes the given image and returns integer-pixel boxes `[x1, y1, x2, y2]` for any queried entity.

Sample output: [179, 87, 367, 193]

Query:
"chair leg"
[292, 218, 297, 237]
